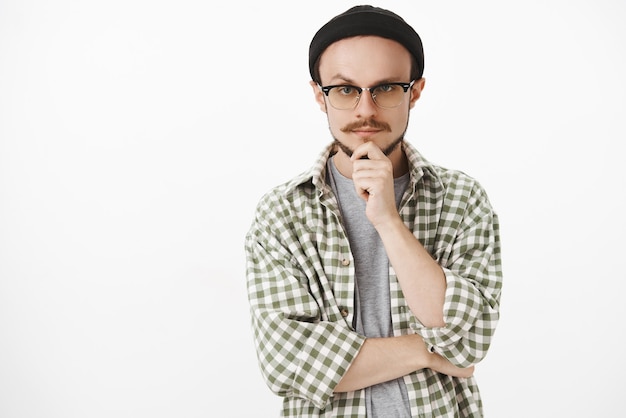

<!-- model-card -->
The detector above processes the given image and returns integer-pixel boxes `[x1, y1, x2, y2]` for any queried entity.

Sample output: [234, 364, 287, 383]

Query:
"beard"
[332, 134, 404, 158]
[331, 116, 408, 157]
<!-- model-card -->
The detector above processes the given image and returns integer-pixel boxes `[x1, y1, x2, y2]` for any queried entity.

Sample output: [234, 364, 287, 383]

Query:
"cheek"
[390, 110, 410, 131]
[326, 110, 346, 130]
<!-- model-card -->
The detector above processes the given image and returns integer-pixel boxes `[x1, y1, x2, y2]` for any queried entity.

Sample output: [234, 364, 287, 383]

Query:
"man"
[245, 5, 502, 417]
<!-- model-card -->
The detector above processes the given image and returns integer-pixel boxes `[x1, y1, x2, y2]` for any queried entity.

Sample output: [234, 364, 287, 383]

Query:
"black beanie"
[309, 5, 424, 81]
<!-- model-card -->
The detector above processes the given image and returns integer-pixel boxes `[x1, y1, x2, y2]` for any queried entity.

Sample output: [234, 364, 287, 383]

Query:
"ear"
[310, 80, 328, 113]
[409, 78, 426, 109]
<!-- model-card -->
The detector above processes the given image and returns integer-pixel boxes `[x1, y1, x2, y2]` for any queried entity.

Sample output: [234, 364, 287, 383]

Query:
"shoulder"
[253, 144, 333, 218]
[404, 142, 494, 212]
[434, 165, 485, 196]
[254, 171, 315, 216]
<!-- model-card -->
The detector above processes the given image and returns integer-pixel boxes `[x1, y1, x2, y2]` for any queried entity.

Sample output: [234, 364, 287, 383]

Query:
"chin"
[332, 136, 404, 157]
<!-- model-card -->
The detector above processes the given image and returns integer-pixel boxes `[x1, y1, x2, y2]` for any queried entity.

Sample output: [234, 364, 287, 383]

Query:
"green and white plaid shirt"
[245, 141, 502, 417]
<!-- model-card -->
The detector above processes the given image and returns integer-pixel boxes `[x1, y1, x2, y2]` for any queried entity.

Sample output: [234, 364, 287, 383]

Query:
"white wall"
[1, 1, 624, 417]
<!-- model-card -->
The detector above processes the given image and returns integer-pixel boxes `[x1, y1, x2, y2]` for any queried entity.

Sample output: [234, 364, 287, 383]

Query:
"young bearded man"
[245, 5, 503, 417]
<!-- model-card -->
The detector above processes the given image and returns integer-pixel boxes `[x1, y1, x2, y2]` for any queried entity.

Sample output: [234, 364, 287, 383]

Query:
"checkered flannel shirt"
[245, 141, 502, 417]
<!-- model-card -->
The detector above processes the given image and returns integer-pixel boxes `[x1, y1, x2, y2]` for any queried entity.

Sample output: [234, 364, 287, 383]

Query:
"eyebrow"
[325, 74, 406, 86]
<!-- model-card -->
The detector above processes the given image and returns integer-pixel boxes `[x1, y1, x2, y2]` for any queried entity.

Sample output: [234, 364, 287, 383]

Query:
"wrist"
[372, 214, 405, 238]
[406, 334, 431, 371]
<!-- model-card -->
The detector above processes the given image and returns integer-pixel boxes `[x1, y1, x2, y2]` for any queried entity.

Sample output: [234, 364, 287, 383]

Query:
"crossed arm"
[334, 334, 474, 393]
[246, 144, 501, 402]
[335, 144, 479, 392]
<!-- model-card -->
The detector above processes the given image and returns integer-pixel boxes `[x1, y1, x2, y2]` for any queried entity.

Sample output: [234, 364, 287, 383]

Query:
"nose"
[355, 88, 378, 117]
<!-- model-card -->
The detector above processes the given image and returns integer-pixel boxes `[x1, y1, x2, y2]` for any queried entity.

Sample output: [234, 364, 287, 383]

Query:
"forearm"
[334, 334, 420, 392]
[334, 334, 473, 393]
[377, 217, 446, 327]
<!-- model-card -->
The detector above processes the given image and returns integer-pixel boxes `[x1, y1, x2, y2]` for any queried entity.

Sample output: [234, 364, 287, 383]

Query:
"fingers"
[412, 334, 474, 379]
[428, 353, 475, 378]
[350, 147, 392, 199]
[350, 141, 385, 162]
[351, 163, 386, 200]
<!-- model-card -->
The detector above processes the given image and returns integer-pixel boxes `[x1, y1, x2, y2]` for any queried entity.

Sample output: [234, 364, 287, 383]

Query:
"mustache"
[340, 118, 391, 133]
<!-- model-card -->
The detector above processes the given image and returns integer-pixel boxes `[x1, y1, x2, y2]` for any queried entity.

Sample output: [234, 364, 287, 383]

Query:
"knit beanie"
[309, 5, 424, 80]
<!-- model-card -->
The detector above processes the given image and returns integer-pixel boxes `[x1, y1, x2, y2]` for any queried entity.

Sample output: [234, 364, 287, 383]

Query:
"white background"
[1, 0, 625, 417]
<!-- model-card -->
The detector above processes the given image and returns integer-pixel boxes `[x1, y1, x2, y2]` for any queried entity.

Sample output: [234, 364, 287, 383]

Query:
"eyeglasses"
[319, 80, 415, 110]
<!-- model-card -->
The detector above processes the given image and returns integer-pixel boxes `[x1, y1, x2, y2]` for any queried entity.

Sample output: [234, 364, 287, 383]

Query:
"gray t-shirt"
[327, 157, 411, 417]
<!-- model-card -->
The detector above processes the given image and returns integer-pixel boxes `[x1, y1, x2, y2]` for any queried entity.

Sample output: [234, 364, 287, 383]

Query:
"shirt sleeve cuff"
[408, 267, 483, 355]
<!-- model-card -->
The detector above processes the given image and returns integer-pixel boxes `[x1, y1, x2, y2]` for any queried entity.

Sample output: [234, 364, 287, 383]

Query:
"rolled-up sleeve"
[410, 178, 502, 367]
[245, 195, 365, 408]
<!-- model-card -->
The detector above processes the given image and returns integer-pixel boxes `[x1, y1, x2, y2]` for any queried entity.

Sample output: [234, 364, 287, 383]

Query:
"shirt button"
[339, 307, 349, 317]
[341, 258, 350, 266]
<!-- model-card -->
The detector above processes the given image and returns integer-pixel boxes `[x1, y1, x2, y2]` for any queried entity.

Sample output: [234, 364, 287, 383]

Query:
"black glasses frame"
[320, 81, 414, 97]
[319, 80, 415, 109]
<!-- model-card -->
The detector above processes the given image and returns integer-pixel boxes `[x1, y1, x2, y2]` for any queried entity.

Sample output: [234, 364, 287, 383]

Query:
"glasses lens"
[372, 84, 405, 108]
[328, 86, 360, 110]
[325, 83, 410, 109]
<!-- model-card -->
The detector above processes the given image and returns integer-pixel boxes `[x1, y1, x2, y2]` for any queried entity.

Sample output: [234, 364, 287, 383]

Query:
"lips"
[352, 128, 381, 137]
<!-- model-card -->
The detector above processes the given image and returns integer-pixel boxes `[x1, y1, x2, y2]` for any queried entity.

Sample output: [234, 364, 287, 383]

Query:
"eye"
[336, 86, 358, 96]
[374, 84, 396, 94]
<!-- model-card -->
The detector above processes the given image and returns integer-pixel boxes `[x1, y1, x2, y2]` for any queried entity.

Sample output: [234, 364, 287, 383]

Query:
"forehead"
[318, 35, 412, 84]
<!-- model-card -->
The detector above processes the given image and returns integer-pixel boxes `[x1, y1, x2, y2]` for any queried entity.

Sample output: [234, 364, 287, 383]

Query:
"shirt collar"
[285, 141, 440, 196]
